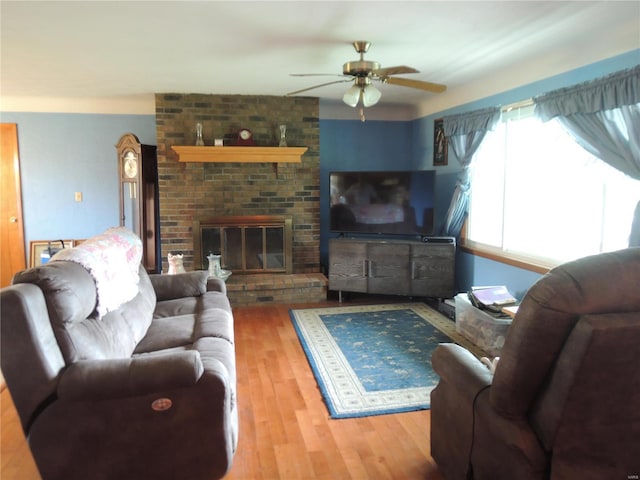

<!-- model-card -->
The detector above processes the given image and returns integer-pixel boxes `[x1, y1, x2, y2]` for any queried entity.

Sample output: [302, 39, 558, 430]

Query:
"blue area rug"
[290, 303, 483, 419]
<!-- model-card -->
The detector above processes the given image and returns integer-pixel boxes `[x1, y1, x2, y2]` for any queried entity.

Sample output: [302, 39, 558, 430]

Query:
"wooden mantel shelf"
[171, 146, 308, 163]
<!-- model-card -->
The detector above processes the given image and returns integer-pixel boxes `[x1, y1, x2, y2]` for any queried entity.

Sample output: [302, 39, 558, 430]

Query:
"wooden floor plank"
[1, 300, 445, 479]
[0, 389, 40, 478]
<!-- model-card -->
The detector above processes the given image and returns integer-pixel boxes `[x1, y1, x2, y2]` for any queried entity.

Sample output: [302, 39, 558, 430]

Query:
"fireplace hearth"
[193, 214, 327, 306]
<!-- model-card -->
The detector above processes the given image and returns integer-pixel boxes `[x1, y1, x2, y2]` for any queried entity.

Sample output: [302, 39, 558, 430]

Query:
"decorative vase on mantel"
[278, 124, 287, 147]
[207, 253, 232, 282]
[195, 123, 205, 146]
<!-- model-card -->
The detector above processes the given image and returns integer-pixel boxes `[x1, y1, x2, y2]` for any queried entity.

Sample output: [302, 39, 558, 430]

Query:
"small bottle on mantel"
[195, 123, 205, 146]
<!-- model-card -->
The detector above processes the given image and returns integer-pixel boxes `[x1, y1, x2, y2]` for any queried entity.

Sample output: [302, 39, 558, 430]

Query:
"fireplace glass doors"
[194, 216, 293, 274]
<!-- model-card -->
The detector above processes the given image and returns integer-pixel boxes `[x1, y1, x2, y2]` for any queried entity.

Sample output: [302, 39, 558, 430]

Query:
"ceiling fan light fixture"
[343, 77, 381, 108]
[342, 84, 361, 107]
[362, 84, 381, 107]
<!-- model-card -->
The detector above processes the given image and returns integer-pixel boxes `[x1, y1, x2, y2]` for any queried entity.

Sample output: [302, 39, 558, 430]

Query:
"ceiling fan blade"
[384, 77, 447, 93]
[286, 79, 352, 96]
[373, 66, 419, 77]
[290, 73, 346, 77]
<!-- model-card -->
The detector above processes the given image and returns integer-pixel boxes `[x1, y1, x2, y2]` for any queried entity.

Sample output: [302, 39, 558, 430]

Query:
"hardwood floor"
[1, 301, 445, 480]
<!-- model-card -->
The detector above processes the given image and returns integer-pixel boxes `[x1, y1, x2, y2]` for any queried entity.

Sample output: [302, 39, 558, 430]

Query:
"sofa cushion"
[51, 226, 143, 318]
[134, 316, 195, 352]
[150, 271, 209, 301]
[13, 262, 155, 363]
[136, 292, 234, 353]
[14, 261, 97, 321]
[153, 291, 232, 321]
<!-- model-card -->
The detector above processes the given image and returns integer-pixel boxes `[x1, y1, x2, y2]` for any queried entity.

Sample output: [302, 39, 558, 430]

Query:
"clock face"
[124, 151, 138, 178]
[236, 128, 256, 146]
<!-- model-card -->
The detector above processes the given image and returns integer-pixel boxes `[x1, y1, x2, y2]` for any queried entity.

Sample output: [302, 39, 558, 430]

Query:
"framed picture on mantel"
[433, 118, 448, 166]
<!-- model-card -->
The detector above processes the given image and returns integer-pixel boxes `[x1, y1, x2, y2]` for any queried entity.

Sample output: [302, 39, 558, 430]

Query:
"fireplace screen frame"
[194, 215, 293, 274]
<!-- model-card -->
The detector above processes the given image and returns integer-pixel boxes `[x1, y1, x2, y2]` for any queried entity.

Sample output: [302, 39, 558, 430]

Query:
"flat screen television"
[329, 170, 436, 237]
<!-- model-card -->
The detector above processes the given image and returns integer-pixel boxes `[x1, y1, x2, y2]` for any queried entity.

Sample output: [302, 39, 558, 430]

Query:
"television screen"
[329, 170, 436, 236]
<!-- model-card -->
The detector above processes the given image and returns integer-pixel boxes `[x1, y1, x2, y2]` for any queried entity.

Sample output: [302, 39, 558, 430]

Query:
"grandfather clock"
[116, 133, 160, 273]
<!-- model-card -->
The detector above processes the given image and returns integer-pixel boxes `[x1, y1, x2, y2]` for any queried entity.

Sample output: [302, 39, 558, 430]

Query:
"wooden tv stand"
[328, 237, 456, 301]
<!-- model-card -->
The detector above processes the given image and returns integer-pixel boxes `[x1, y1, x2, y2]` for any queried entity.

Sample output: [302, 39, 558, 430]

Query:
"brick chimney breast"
[155, 93, 320, 275]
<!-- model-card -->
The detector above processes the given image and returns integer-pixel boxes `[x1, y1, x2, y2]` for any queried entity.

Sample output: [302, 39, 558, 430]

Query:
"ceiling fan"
[287, 41, 446, 120]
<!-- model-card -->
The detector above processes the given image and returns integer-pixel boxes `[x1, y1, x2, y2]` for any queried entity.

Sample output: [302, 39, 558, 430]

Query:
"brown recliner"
[430, 247, 640, 480]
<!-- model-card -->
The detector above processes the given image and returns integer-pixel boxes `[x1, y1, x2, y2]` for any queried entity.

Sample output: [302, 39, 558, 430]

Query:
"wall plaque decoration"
[433, 118, 448, 166]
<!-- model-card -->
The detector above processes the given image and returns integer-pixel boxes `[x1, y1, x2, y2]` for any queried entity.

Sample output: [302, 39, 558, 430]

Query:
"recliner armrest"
[57, 350, 204, 401]
[432, 343, 493, 398]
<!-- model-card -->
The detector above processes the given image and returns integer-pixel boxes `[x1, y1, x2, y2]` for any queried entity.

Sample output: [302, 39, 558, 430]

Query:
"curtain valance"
[443, 107, 501, 136]
[534, 65, 640, 121]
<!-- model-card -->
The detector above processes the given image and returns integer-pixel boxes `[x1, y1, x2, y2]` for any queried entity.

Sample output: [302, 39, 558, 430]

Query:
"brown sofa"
[430, 247, 640, 480]
[0, 229, 238, 480]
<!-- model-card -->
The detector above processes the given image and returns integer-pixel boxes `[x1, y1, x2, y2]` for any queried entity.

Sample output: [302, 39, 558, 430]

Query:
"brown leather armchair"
[430, 247, 640, 480]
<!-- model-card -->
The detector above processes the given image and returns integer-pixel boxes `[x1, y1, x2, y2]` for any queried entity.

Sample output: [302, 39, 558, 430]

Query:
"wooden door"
[0, 124, 26, 287]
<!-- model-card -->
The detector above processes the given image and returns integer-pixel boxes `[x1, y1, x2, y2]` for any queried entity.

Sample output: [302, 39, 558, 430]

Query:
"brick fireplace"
[154, 93, 326, 304]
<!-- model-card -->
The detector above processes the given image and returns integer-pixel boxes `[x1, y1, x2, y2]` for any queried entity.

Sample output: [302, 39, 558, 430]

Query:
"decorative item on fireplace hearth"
[207, 253, 232, 282]
[279, 124, 287, 147]
[167, 253, 186, 275]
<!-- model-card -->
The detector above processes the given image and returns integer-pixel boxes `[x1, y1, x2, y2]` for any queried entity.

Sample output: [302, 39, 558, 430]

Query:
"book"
[468, 285, 517, 313]
[501, 305, 519, 318]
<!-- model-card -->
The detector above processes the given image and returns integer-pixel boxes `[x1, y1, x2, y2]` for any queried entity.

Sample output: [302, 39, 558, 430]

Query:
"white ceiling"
[1, 1, 639, 117]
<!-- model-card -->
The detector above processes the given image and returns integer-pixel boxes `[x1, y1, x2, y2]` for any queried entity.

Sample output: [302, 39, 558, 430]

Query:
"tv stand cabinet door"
[410, 243, 455, 298]
[366, 242, 411, 295]
[328, 239, 368, 293]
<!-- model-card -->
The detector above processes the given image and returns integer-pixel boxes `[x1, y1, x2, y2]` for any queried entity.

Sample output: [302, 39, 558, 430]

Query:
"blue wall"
[0, 112, 155, 261]
[3, 49, 638, 294]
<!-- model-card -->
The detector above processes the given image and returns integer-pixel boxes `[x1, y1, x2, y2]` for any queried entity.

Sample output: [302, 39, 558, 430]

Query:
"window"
[465, 104, 640, 270]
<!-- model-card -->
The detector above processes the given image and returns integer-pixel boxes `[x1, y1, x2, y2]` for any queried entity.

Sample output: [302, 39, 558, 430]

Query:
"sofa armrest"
[149, 271, 209, 301]
[57, 350, 204, 400]
[207, 276, 227, 295]
[432, 343, 493, 398]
